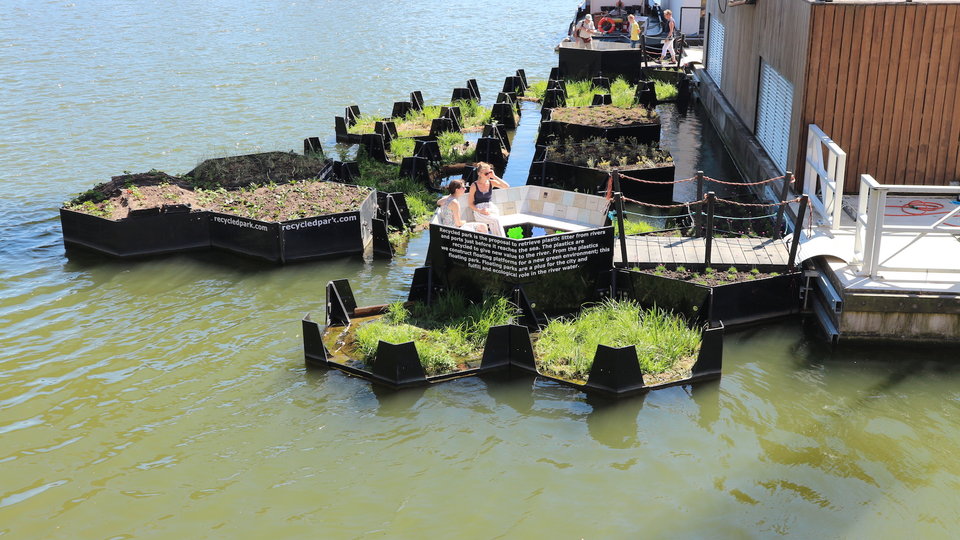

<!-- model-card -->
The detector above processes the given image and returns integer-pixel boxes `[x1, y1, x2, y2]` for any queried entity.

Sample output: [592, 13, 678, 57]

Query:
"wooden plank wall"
[709, 0, 812, 175]
[802, 3, 960, 192]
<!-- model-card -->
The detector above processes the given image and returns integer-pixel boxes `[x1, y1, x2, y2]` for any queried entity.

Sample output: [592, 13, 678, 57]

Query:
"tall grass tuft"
[526, 79, 548, 100]
[389, 137, 416, 159]
[535, 299, 701, 380]
[654, 80, 678, 101]
[352, 293, 518, 376]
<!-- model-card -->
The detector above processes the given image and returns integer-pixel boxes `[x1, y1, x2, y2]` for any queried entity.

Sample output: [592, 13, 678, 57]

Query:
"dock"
[614, 236, 790, 268]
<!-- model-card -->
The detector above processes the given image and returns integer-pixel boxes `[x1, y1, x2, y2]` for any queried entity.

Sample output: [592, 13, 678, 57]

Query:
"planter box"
[541, 109, 660, 145]
[513, 323, 724, 398]
[60, 206, 210, 257]
[527, 160, 675, 203]
[302, 279, 723, 397]
[61, 190, 377, 263]
[617, 269, 803, 327]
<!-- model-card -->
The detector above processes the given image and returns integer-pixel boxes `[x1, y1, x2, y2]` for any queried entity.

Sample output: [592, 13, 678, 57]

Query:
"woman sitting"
[468, 162, 509, 237]
[437, 179, 488, 233]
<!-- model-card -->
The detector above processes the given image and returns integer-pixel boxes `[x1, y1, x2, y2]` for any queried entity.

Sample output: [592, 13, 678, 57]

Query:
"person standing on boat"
[469, 162, 508, 236]
[575, 14, 597, 49]
[659, 9, 677, 64]
[628, 14, 642, 49]
[437, 180, 488, 233]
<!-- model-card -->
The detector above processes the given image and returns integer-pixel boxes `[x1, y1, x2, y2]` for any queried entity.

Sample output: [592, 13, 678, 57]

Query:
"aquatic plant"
[535, 299, 701, 380]
[353, 293, 517, 376]
[654, 80, 678, 101]
[545, 136, 672, 170]
[616, 217, 656, 235]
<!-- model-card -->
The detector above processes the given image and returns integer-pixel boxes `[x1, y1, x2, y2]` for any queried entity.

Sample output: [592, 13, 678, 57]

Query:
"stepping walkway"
[613, 236, 791, 267]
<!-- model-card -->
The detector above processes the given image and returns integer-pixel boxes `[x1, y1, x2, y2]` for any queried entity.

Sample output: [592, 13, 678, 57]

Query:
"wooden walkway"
[614, 236, 791, 267]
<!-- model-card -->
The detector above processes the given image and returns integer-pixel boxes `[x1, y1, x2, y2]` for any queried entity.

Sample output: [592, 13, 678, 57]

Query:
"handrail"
[854, 174, 960, 277]
[802, 124, 846, 232]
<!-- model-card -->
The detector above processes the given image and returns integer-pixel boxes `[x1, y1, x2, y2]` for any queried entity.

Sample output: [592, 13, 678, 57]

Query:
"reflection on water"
[1, 0, 959, 537]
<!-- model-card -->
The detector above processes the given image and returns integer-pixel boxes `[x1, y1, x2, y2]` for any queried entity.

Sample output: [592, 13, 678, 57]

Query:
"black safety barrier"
[398, 156, 433, 188]
[374, 121, 398, 145]
[466, 79, 481, 101]
[496, 92, 513, 104]
[344, 105, 361, 127]
[303, 137, 323, 156]
[491, 103, 518, 129]
[542, 88, 567, 109]
[482, 123, 510, 152]
[334, 116, 361, 144]
[429, 117, 456, 138]
[360, 133, 389, 162]
[440, 106, 462, 132]
[515, 69, 528, 89]
[375, 191, 412, 231]
[413, 139, 441, 162]
[391, 101, 412, 119]
[591, 93, 613, 106]
[527, 160, 675, 203]
[547, 78, 567, 95]
[332, 160, 360, 183]
[501, 75, 524, 95]
[410, 91, 424, 111]
[474, 137, 507, 168]
[634, 81, 657, 109]
[450, 87, 472, 102]
[371, 218, 392, 258]
[591, 76, 611, 90]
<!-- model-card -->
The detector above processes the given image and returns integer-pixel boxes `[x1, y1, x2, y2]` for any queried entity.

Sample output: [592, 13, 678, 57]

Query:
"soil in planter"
[550, 105, 658, 128]
[545, 136, 673, 171]
[534, 298, 701, 386]
[331, 293, 518, 377]
[64, 174, 371, 222]
[634, 265, 783, 287]
[187, 151, 327, 189]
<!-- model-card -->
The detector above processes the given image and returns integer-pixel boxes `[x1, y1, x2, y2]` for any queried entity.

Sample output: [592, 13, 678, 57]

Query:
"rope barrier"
[703, 175, 788, 187]
[622, 209, 682, 220]
[714, 196, 803, 208]
[691, 212, 780, 221]
[622, 196, 703, 209]
[618, 173, 696, 185]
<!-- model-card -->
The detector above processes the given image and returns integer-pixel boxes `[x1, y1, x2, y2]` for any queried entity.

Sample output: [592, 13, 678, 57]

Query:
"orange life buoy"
[598, 17, 615, 34]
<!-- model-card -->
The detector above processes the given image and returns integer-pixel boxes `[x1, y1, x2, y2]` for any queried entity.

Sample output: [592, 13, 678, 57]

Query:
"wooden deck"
[614, 236, 791, 267]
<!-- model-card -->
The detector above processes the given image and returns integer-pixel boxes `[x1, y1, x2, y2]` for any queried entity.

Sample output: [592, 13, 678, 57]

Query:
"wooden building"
[701, 0, 960, 193]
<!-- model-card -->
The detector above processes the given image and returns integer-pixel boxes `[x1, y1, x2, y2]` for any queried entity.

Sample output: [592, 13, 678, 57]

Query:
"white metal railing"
[803, 124, 846, 231]
[854, 174, 960, 277]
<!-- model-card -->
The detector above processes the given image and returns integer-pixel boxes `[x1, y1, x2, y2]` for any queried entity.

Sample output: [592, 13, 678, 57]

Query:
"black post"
[704, 192, 716, 267]
[788, 195, 808, 270]
[694, 170, 704, 235]
[773, 171, 793, 238]
[613, 172, 629, 266]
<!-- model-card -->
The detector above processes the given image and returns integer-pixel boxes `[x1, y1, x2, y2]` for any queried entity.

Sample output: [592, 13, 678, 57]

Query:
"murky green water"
[2, 1, 959, 537]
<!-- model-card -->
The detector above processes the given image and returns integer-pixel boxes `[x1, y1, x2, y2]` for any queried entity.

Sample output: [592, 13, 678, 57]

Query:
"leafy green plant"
[545, 136, 672, 171]
[352, 293, 517, 376]
[535, 299, 701, 380]
[654, 80, 678, 101]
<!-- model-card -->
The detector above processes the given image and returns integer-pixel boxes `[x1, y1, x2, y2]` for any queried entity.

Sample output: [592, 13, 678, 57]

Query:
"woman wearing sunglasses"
[468, 162, 509, 236]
